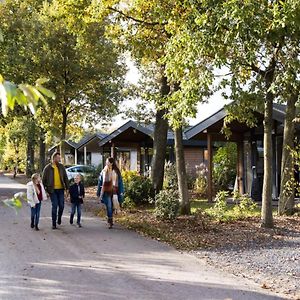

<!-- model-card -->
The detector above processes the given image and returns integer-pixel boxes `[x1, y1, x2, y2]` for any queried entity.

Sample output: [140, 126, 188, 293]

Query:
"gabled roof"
[185, 104, 287, 140]
[185, 108, 227, 139]
[76, 132, 108, 149]
[98, 120, 153, 147]
[48, 140, 78, 152]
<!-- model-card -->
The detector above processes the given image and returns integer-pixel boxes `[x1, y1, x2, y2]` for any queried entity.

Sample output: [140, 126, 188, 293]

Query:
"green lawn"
[190, 198, 278, 221]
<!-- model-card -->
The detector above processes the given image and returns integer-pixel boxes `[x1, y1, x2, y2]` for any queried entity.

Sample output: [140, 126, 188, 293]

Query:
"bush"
[206, 190, 229, 221]
[122, 170, 154, 204]
[232, 191, 257, 215]
[163, 161, 178, 190]
[83, 174, 98, 187]
[164, 161, 195, 190]
[213, 142, 237, 192]
[122, 196, 136, 209]
[193, 163, 208, 196]
[154, 189, 180, 220]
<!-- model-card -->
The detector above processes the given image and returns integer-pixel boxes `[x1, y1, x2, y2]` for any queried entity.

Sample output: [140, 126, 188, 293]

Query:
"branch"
[108, 6, 167, 27]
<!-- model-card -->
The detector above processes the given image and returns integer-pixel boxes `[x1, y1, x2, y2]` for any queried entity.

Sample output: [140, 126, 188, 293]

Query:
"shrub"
[154, 189, 180, 220]
[122, 196, 136, 209]
[163, 161, 178, 190]
[83, 174, 98, 187]
[122, 170, 154, 204]
[213, 142, 237, 192]
[232, 192, 257, 216]
[164, 161, 195, 190]
[193, 163, 208, 196]
[206, 190, 229, 221]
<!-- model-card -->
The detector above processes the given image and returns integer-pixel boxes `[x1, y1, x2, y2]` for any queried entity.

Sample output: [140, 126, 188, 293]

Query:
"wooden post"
[84, 146, 87, 165]
[110, 142, 115, 158]
[74, 149, 78, 165]
[237, 142, 244, 194]
[207, 133, 213, 202]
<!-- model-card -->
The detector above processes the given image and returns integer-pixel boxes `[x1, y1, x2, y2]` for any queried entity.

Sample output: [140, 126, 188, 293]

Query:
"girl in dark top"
[69, 174, 85, 228]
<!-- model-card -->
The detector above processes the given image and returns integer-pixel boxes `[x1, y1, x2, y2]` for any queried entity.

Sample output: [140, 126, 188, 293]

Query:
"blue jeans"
[102, 193, 113, 219]
[31, 202, 41, 225]
[50, 189, 64, 226]
[70, 203, 82, 224]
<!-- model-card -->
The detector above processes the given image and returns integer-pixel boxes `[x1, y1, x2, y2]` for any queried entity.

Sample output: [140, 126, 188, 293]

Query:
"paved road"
[0, 175, 285, 300]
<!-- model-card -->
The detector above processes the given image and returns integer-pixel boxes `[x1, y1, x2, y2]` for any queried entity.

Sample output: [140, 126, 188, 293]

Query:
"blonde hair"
[31, 173, 40, 181]
[31, 173, 41, 194]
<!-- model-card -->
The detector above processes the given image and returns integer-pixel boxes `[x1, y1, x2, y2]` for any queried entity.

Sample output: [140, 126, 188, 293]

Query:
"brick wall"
[184, 147, 204, 176]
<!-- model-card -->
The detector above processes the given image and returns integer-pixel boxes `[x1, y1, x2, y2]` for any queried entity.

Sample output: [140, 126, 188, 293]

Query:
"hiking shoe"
[52, 225, 57, 230]
[77, 223, 82, 228]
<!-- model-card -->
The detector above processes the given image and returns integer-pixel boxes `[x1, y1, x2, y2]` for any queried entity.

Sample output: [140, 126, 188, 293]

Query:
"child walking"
[26, 173, 47, 231]
[69, 174, 85, 228]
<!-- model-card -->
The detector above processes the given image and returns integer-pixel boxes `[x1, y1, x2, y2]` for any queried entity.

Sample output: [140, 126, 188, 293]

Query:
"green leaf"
[3, 81, 18, 110]
[36, 86, 55, 99]
[0, 82, 8, 116]
[3, 197, 23, 214]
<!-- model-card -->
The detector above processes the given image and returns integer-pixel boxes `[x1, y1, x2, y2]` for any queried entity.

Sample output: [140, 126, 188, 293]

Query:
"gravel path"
[194, 234, 300, 299]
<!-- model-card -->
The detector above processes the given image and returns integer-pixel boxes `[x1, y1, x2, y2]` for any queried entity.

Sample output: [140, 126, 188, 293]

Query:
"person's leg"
[57, 189, 65, 225]
[104, 195, 113, 228]
[50, 192, 58, 228]
[77, 203, 82, 226]
[30, 207, 35, 228]
[35, 202, 41, 230]
[70, 203, 75, 224]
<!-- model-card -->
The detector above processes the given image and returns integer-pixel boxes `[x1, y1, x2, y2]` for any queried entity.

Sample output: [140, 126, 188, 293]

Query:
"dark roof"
[48, 132, 107, 152]
[76, 132, 108, 149]
[98, 120, 154, 147]
[185, 108, 226, 139]
[185, 104, 287, 139]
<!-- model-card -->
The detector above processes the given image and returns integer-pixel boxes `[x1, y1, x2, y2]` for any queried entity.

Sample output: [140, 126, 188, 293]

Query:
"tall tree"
[95, 0, 176, 193]
[162, 0, 300, 227]
[0, 0, 126, 162]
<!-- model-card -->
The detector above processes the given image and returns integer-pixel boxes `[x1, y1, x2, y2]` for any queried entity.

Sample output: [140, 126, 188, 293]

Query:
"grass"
[191, 198, 278, 220]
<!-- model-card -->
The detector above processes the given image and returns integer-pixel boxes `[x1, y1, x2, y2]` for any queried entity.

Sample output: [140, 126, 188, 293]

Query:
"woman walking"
[26, 173, 47, 231]
[97, 157, 124, 229]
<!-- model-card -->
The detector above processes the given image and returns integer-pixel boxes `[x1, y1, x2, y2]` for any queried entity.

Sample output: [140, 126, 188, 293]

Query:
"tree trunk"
[60, 108, 67, 165]
[38, 129, 46, 172]
[26, 120, 35, 177]
[261, 72, 275, 228]
[278, 93, 297, 215]
[151, 75, 170, 193]
[174, 126, 190, 215]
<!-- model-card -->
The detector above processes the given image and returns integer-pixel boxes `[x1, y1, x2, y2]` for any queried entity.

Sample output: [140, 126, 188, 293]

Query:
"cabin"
[185, 103, 289, 201]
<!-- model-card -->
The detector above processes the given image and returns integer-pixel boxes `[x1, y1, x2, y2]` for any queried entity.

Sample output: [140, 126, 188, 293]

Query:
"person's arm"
[82, 184, 85, 199]
[42, 166, 48, 192]
[26, 184, 35, 207]
[96, 173, 103, 197]
[62, 166, 69, 190]
[118, 176, 125, 203]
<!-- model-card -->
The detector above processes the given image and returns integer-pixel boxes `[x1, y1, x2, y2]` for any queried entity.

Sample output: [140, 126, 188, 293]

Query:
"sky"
[103, 58, 230, 130]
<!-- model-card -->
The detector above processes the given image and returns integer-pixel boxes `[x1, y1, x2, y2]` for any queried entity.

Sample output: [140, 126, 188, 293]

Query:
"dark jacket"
[69, 182, 85, 204]
[96, 171, 124, 203]
[42, 162, 69, 194]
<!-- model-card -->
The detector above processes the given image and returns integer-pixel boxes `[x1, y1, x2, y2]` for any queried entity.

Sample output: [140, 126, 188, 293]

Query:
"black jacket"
[69, 182, 85, 204]
[42, 163, 69, 194]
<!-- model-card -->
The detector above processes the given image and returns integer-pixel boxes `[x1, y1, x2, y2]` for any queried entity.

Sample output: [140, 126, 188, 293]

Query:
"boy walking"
[69, 174, 85, 227]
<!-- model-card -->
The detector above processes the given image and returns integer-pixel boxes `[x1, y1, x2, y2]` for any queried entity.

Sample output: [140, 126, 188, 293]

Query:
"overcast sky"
[100, 58, 230, 130]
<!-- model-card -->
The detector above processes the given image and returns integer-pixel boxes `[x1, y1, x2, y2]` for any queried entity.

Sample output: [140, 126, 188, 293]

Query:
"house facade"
[185, 103, 289, 201]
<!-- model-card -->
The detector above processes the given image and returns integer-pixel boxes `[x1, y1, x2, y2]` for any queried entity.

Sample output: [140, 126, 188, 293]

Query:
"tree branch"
[108, 6, 167, 27]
